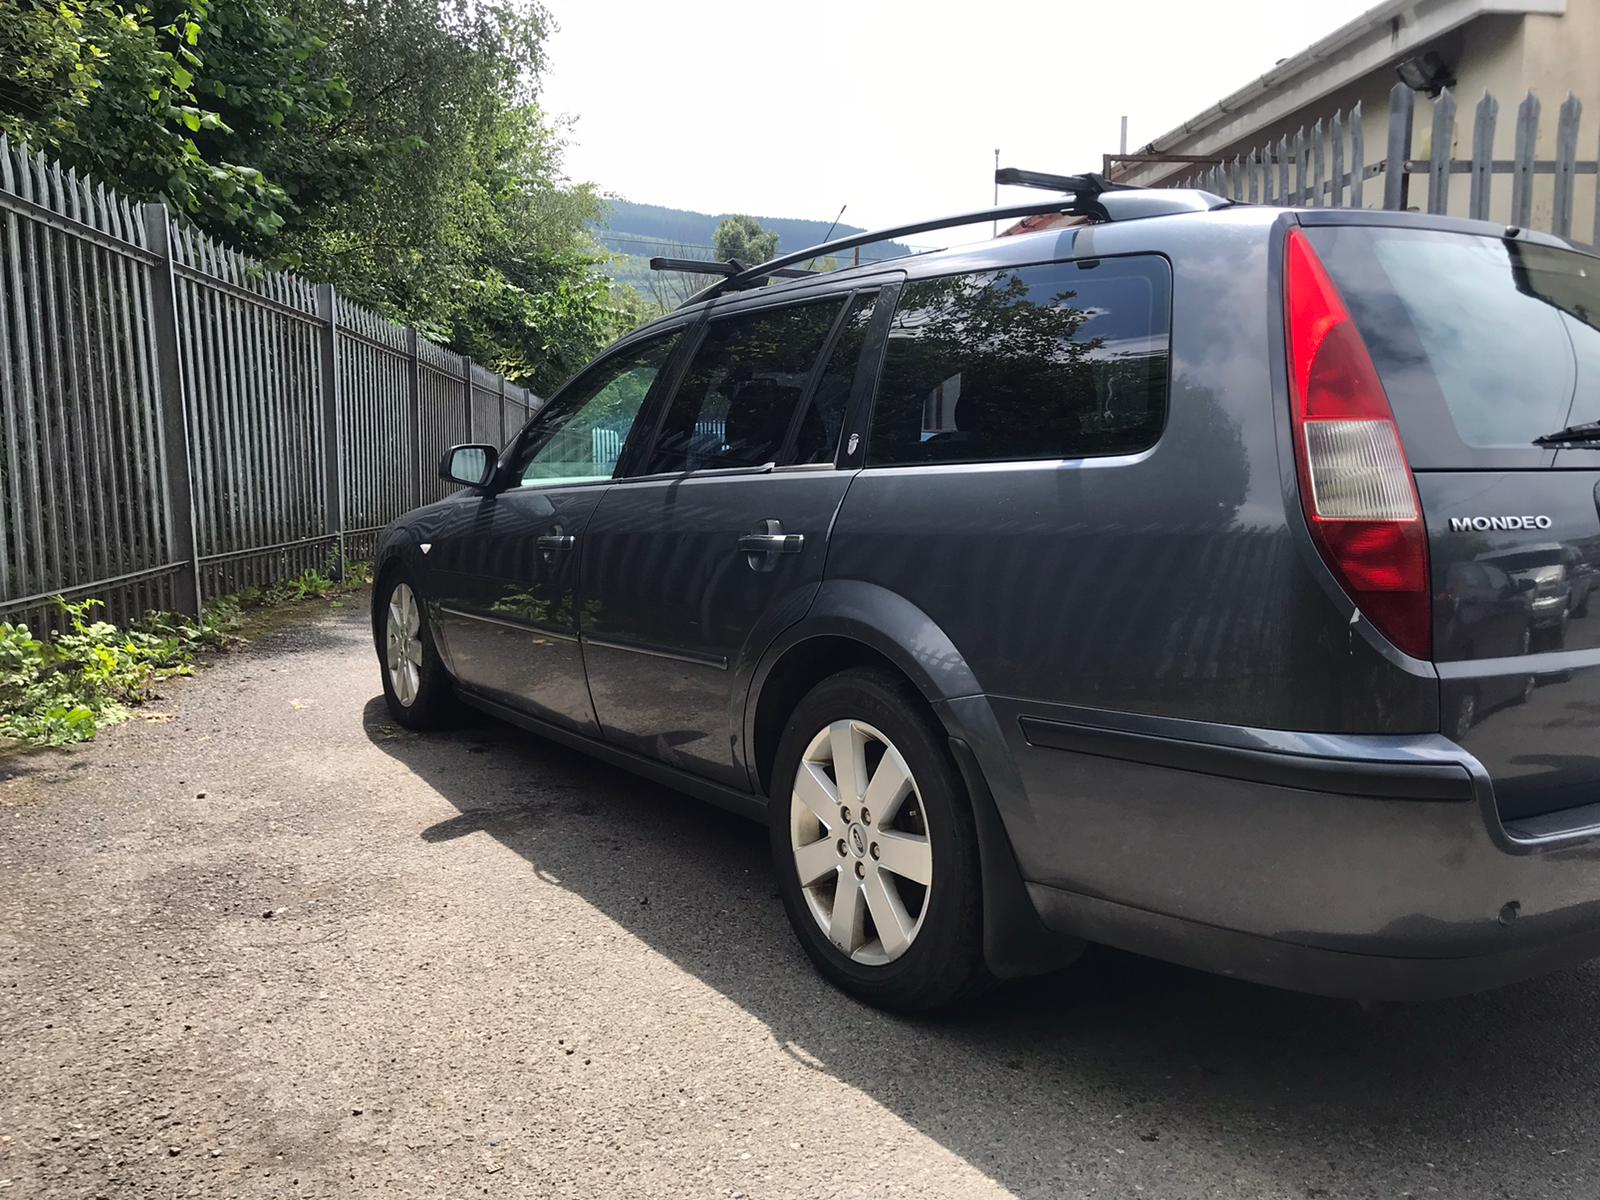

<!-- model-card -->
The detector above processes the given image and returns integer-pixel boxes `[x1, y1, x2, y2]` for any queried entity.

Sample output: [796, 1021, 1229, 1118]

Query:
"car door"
[430, 326, 687, 733]
[580, 285, 891, 788]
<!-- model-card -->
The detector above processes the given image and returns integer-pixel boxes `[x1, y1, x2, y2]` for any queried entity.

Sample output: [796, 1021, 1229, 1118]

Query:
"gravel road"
[3, 596, 1600, 1199]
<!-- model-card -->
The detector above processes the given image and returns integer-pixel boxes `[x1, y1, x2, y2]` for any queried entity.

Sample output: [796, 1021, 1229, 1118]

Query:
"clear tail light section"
[1284, 228, 1431, 659]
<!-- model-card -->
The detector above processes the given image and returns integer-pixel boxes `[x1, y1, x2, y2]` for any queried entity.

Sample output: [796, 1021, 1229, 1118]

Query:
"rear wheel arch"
[744, 582, 1085, 984]
[744, 583, 982, 797]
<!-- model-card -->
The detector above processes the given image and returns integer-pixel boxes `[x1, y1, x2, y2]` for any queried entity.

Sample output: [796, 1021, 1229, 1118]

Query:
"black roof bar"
[692, 198, 1099, 303]
[648, 256, 816, 281]
[992, 167, 1135, 196]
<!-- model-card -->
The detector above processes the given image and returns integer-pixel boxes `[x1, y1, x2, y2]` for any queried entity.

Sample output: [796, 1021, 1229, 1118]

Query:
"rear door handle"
[737, 533, 804, 554]
[536, 533, 575, 551]
[737, 532, 804, 554]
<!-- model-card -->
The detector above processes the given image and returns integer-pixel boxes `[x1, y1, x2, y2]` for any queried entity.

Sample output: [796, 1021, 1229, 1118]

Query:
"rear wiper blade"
[1533, 419, 1600, 447]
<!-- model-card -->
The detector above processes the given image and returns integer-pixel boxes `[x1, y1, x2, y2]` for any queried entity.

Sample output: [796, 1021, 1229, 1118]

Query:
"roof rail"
[679, 198, 1095, 304]
[653, 170, 1174, 307]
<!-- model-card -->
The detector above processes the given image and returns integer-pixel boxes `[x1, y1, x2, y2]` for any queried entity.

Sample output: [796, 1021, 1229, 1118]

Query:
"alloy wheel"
[789, 719, 933, 965]
[385, 582, 423, 707]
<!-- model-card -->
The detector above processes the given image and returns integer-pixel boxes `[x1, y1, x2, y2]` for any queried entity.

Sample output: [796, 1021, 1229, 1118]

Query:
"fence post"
[316, 283, 345, 580]
[1384, 81, 1415, 210]
[407, 327, 423, 505]
[498, 374, 507, 444]
[462, 355, 474, 441]
[140, 203, 202, 618]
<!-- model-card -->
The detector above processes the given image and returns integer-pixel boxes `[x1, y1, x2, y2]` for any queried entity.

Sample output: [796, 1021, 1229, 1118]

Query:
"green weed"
[0, 563, 371, 748]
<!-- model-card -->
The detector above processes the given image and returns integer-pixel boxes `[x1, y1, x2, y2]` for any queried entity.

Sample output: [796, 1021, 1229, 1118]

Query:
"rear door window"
[866, 256, 1170, 466]
[642, 298, 844, 475]
[1305, 225, 1600, 469]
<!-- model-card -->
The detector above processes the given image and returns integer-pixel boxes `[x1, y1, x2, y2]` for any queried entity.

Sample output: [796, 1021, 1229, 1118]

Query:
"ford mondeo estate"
[372, 174, 1600, 1010]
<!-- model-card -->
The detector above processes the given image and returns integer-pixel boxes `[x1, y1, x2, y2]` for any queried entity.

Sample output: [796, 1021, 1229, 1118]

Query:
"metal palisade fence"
[1172, 81, 1600, 243]
[0, 138, 540, 629]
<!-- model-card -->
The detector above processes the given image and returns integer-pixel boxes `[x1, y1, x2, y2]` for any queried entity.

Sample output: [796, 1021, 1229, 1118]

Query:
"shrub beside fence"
[0, 137, 540, 630]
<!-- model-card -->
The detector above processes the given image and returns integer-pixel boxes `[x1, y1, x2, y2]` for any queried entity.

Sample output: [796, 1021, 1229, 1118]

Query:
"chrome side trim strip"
[581, 635, 728, 671]
[437, 605, 579, 644]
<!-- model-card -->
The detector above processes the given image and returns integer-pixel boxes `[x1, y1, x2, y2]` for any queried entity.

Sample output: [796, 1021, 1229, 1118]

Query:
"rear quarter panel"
[826, 209, 1435, 731]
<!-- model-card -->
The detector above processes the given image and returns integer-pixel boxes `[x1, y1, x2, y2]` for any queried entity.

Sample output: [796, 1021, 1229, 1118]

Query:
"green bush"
[0, 564, 372, 748]
[0, 598, 232, 747]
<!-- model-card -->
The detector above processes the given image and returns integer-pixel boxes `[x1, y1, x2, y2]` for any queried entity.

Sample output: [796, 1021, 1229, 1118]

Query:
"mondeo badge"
[1448, 515, 1554, 532]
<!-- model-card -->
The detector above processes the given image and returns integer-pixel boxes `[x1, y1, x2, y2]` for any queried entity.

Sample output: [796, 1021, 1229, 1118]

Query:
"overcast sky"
[540, 0, 1379, 236]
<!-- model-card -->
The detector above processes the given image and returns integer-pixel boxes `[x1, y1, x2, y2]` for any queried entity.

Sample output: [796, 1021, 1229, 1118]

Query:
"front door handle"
[737, 532, 804, 555]
[536, 533, 576, 551]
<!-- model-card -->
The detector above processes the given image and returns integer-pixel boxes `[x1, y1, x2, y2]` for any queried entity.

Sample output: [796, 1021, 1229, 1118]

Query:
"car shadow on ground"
[362, 696, 1600, 1197]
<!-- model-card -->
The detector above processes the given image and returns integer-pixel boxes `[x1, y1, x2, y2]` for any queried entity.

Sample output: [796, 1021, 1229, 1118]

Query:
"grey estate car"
[373, 180, 1600, 1011]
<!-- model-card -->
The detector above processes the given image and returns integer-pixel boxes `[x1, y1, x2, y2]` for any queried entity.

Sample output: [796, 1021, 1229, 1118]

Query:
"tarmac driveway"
[2, 598, 1598, 1199]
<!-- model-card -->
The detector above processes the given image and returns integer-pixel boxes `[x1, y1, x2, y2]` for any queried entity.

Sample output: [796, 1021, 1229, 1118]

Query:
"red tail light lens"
[1284, 229, 1431, 659]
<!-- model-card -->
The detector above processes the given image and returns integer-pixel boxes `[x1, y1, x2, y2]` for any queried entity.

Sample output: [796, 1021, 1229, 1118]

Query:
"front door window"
[511, 330, 682, 487]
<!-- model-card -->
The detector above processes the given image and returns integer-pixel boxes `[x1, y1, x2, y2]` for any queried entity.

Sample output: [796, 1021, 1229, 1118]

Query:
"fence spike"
[91, 182, 110, 238]
[101, 184, 124, 241]
[1312, 118, 1327, 206]
[1291, 126, 1307, 204]
[1469, 90, 1499, 221]
[1350, 102, 1365, 208]
[1277, 135, 1291, 206]
[1593, 116, 1600, 247]
[1427, 87, 1456, 215]
[1330, 110, 1346, 207]
[73, 171, 96, 233]
[1553, 92, 1582, 238]
[13, 147, 36, 202]
[1384, 81, 1416, 210]
[61, 165, 82, 223]
[1512, 90, 1541, 227]
[0, 133, 14, 193]
[120, 195, 142, 247]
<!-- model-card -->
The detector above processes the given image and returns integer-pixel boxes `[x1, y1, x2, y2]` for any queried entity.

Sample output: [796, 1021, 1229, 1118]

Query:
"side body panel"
[822, 209, 1440, 904]
[428, 485, 607, 733]
[581, 470, 854, 788]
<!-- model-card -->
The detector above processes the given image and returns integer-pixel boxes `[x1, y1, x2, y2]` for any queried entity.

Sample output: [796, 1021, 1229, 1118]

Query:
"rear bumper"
[1025, 880, 1600, 1001]
[968, 696, 1600, 1000]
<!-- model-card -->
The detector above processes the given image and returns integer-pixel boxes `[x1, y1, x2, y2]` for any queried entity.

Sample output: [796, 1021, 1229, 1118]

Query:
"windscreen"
[1305, 225, 1600, 470]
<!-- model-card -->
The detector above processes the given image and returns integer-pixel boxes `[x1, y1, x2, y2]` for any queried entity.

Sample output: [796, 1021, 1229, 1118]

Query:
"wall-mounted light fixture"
[1396, 51, 1456, 97]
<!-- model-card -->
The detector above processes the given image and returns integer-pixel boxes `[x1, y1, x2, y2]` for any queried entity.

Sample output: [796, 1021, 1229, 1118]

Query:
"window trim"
[858, 252, 1174, 471]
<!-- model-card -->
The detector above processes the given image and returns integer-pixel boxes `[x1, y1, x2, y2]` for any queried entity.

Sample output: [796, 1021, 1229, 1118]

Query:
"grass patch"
[0, 564, 373, 749]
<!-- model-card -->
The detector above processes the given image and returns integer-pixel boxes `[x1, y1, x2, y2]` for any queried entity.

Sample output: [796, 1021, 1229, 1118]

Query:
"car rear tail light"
[1284, 228, 1431, 659]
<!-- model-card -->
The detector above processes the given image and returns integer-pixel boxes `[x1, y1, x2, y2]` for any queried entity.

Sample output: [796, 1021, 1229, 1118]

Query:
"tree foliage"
[713, 213, 778, 267]
[0, 0, 635, 393]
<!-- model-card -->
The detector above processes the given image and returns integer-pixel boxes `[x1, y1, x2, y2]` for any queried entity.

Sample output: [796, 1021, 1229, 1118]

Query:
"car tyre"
[769, 667, 990, 1012]
[377, 568, 463, 730]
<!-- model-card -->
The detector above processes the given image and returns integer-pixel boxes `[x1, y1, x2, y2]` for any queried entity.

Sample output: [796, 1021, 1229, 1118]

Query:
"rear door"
[579, 286, 889, 789]
[1307, 221, 1600, 824]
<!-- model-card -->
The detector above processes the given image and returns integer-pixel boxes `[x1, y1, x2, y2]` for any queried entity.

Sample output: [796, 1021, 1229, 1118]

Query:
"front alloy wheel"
[790, 719, 933, 965]
[385, 582, 423, 707]
[376, 568, 461, 729]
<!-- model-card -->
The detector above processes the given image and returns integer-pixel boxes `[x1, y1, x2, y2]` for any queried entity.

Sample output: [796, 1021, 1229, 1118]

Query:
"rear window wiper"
[1533, 419, 1600, 447]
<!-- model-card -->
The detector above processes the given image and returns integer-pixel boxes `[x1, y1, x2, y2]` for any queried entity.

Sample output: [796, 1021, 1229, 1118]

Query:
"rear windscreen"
[1305, 225, 1600, 469]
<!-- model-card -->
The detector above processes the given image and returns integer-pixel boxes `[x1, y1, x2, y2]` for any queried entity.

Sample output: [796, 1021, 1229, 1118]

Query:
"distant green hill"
[594, 199, 912, 270]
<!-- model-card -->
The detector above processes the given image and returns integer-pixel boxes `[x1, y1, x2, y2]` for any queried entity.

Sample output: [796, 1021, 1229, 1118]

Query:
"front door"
[432, 327, 686, 733]
[581, 288, 886, 787]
